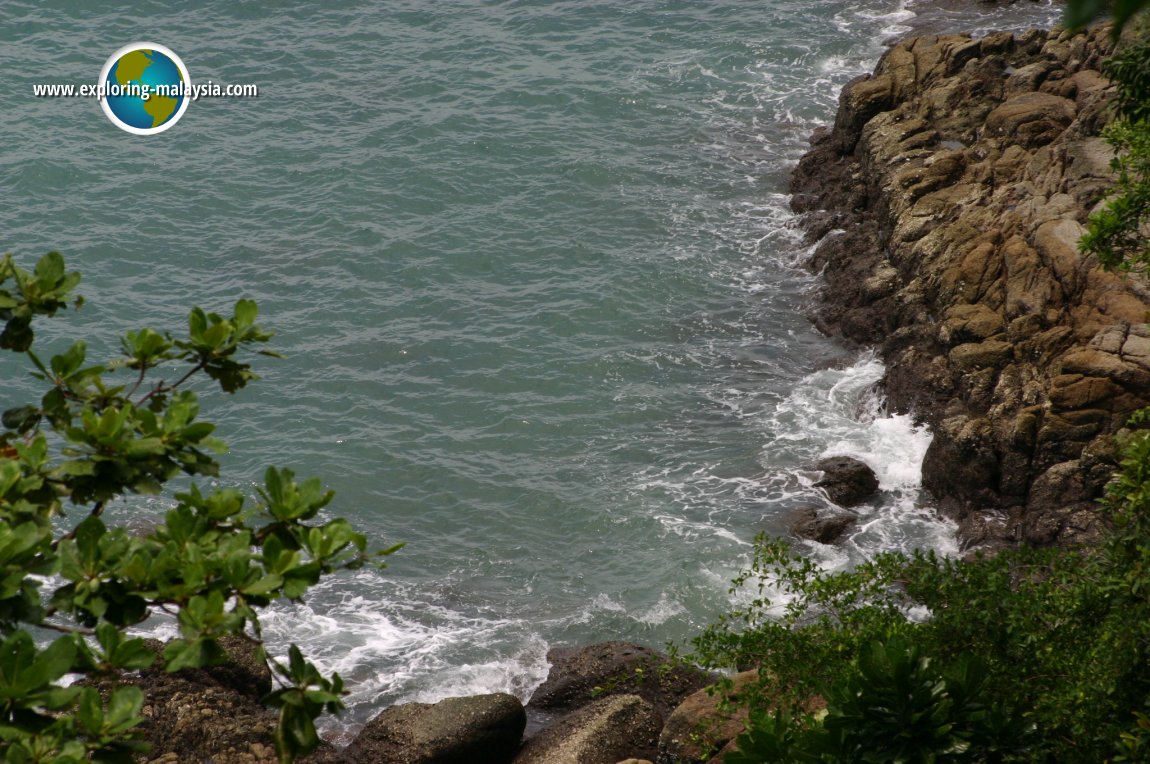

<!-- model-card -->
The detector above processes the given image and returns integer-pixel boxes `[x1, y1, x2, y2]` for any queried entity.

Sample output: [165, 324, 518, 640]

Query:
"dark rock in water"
[527, 641, 714, 719]
[787, 506, 858, 544]
[512, 694, 660, 764]
[813, 456, 879, 507]
[342, 693, 526, 764]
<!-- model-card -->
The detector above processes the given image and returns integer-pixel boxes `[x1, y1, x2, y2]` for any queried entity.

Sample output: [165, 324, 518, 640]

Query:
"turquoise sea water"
[1, 0, 1058, 737]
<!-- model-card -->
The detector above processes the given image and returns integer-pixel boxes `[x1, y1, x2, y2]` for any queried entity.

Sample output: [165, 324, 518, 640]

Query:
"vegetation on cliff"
[0, 253, 397, 762]
[1080, 32, 1150, 270]
[693, 488, 1150, 761]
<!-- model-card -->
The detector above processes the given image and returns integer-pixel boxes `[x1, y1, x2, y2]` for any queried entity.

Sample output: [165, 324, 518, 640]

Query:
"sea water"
[0, 0, 1059, 737]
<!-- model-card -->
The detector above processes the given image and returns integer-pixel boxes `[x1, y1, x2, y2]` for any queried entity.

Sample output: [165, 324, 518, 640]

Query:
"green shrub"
[0, 252, 399, 762]
[726, 639, 1028, 764]
[693, 417, 1150, 762]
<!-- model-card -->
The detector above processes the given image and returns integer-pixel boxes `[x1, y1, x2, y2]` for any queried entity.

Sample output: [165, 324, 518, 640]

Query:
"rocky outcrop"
[813, 456, 881, 506]
[341, 693, 526, 764]
[528, 642, 714, 719]
[791, 23, 1150, 548]
[512, 695, 661, 764]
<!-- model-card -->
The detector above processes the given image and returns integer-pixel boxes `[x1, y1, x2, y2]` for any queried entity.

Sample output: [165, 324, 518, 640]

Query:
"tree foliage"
[1065, 0, 1150, 35]
[0, 252, 399, 762]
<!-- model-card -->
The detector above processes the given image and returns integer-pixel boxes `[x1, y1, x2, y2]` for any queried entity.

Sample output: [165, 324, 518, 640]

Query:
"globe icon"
[99, 44, 189, 134]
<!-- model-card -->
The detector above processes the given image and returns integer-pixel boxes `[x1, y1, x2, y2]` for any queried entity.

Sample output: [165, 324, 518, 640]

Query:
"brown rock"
[1049, 374, 1116, 410]
[513, 695, 660, 764]
[790, 22, 1149, 546]
[658, 671, 757, 764]
[949, 340, 1014, 369]
[529, 642, 713, 720]
[940, 304, 1004, 345]
[985, 92, 1076, 147]
[342, 693, 526, 764]
[813, 456, 880, 506]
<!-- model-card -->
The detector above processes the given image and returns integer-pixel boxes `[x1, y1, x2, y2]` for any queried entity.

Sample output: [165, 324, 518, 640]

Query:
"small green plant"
[0, 252, 400, 762]
[1080, 33, 1150, 271]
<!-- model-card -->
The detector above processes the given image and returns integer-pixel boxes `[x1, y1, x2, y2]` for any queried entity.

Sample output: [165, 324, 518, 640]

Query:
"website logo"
[97, 43, 190, 135]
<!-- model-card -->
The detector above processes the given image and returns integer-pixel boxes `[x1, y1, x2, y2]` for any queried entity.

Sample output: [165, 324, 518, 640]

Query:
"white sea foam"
[253, 575, 551, 739]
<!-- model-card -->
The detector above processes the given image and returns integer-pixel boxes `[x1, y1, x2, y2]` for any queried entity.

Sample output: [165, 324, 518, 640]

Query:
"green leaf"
[242, 573, 284, 597]
[234, 299, 258, 328]
[49, 341, 86, 380]
[33, 251, 64, 286]
[77, 687, 103, 732]
[106, 686, 145, 729]
[23, 635, 77, 690]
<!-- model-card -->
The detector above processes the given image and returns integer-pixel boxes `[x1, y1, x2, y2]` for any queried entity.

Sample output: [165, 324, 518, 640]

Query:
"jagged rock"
[528, 642, 714, 719]
[342, 693, 526, 764]
[791, 22, 1146, 548]
[949, 340, 1014, 370]
[813, 456, 879, 507]
[940, 304, 1005, 345]
[512, 695, 660, 764]
[787, 506, 857, 544]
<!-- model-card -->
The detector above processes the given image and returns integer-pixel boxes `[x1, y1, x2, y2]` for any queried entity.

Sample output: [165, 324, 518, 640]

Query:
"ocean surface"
[1, 0, 1059, 738]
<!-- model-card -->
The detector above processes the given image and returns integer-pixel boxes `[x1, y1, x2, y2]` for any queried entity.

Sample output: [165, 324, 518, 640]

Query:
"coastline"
[791, 21, 1149, 549]
[115, 10, 1148, 764]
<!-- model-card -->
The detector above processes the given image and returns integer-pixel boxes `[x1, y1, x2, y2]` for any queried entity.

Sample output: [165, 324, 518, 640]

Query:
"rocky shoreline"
[119, 18, 1150, 764]
[791, 21, 1150, 550]
[122, 638, 736, 763]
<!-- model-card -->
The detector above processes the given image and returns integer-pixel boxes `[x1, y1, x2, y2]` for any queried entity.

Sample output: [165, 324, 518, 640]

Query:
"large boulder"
[512, 695, 660, 764]
[813, 456, 879, 507]
[341, 693, 526, 764]
[528, 642, 714, 719]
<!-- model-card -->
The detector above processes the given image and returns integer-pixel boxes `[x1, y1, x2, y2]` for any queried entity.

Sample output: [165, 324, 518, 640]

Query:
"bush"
[692, 420, 1150, 762]
[0, 252, 398, 762]
[726, 639, 1028, 764]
